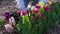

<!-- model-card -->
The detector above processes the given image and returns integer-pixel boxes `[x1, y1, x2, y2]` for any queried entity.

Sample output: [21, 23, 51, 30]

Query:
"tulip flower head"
[5, 24, 14, 33]
[33, 8, 39, 13]
[22, 10, 27, 15]
[30, 16, 34, 20]
[4, 11, 13, 20]
[9, 17, 15, 26]
[16, 10, 20, 15]
[44, 4, 49, 10]
[39, 14, 43, 18]
[36, 4, 40, 9]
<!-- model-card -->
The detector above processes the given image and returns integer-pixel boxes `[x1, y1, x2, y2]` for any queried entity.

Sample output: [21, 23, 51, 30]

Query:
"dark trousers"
[24, 0, 38, 7]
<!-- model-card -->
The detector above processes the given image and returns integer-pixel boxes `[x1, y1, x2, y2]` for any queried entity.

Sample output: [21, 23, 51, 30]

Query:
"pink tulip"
[36, 4, 40, 9]
[33, 8, 39, 13]
[22, 10, 27, 15]
[9, 17, 15, 26]
[44, 4, 49, 10]
[16, 10, 20, 15]
[39, 14, 43, 18]
[30, 16, 34, 20]
[5, 24, 14, 33]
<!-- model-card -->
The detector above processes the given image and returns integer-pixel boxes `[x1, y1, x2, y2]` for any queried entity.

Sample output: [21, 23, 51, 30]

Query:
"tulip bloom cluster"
[4, 16, 15, 33]
[4, 2, 49, 34]
[4, 11, 15, 33]
[12, 2, 50, 34]
[4, 1, 59, 34]
[4, 17, 15, 34]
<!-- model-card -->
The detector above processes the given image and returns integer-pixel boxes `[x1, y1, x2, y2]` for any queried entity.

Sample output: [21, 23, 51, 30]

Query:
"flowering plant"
[4, 1, 60, 34]
[13, 2, 58, 34]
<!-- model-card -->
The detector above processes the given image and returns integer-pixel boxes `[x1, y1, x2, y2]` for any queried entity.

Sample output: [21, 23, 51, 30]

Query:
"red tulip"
[16, 10, 20, 15]
[39, 14, 43, 18]
[30, 16, 34, 20]
[33, 8, 39, 13]
[44, 4, 49, 10]
[22, 10, 27, 15]
[36, 4, 40, 9]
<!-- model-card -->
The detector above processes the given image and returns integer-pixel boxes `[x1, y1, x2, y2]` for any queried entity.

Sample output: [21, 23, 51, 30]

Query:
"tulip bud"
[9, 17, 15, 26]
[44, 4, 49, 10]
[36, 4, 40, 9]
[5, 24, 14, 33]
[39, 14, 43, 18]
[4, 11, 13, 20]
[33, 8, 39, 13]
[22, 10, 27, 15]
[30, 16, 34, 20]
[4, 11, 10, 17]
[16, 10, 20, 15]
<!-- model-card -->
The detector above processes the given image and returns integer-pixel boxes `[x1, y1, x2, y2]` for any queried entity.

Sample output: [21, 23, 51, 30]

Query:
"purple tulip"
[4, 11, 13, 20]
[9, 13, 13, 17]
[4, 12, 9, 17]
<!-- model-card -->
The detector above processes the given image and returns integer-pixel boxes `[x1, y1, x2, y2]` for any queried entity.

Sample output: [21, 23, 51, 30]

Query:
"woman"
[17, 0, 46, 11]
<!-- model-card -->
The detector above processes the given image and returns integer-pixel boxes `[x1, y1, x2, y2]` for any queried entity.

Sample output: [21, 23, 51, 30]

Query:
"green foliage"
[0, 20, 6, 25]
[5, 2, 60, 34]
[12, 11, 19, 23]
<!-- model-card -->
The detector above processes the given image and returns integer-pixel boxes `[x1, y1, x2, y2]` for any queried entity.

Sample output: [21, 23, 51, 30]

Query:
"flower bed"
[0, 1, 60, 34]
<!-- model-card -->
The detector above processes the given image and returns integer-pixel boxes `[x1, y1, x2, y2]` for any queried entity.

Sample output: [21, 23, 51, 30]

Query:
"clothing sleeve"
[17, 0, 26, 11]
